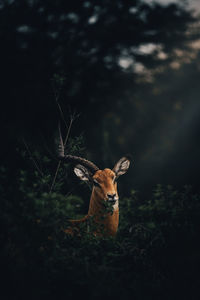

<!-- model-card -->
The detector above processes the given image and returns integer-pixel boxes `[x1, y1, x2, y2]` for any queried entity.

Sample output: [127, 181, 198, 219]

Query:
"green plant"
[1, 153, 200, 300]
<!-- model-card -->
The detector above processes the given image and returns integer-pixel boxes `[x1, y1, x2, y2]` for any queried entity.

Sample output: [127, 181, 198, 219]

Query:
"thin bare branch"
[22, 138, 44, 178]
[64, 117, 73, 148]
[50, 75, 80, 193]
[51, 75, 69, 129]
[56, 99, 68, 129]
[49, 113, 74, 194]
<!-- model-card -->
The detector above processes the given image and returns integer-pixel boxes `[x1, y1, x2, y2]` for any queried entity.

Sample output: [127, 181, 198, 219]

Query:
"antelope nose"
[107, 193, 116, 199]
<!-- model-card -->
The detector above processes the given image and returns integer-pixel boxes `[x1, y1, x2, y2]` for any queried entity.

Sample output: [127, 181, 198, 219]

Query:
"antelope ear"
[74, 164, 91, 181]
[113, 156, 131, 177]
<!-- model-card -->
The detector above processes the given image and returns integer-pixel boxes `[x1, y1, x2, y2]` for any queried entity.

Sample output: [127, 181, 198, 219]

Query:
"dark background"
[1, 1, 200, 299]
[1, 0, 200, 194]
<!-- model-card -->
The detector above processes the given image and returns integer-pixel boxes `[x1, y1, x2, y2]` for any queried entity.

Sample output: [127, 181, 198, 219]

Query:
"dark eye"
[93, 180, 100, 188]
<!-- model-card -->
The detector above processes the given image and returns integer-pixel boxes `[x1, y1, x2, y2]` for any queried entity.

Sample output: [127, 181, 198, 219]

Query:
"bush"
[1, 149, 200, 300]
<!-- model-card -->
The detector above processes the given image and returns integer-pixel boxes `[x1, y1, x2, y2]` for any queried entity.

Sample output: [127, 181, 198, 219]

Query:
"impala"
[58, 128, 131, 237]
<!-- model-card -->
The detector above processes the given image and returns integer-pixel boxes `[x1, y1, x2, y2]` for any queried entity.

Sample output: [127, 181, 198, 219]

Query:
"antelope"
[58, 128, 131, 237]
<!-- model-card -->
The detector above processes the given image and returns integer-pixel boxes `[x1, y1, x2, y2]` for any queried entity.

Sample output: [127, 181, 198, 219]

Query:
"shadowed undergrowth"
[1, 153, 200, 300]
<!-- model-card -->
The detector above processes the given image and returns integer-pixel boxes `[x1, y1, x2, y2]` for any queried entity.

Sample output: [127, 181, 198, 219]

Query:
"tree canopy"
[1, 0, 199, 190]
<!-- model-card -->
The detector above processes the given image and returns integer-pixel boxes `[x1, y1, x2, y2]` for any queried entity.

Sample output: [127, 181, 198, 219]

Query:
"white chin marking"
[113, 199, 119, 211]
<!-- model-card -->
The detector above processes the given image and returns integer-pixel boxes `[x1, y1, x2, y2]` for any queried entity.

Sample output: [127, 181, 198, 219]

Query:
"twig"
[51, 76, 68, 129]
[49, 114, 74, 194]
[55, 98, 68, 129]
[22, 138, 44, 178]
[50, 75, 80, 193]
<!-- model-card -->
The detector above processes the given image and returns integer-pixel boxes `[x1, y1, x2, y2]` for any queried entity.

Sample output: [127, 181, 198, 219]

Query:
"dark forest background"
[1, 0, 200, 299]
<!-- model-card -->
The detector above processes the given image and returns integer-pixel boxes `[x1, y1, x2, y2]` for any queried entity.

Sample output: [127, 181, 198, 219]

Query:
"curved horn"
[58, 123, 99, 174]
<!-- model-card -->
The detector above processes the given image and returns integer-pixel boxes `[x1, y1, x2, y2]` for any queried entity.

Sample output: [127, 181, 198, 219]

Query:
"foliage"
[1, 147, 200, 300]
[1, 1, 200, 298]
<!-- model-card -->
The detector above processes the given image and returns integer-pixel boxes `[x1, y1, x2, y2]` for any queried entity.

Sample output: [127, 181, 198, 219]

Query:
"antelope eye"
[93, 180, 101, 188]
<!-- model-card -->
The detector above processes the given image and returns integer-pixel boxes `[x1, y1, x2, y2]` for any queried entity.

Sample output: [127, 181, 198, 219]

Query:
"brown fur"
[64, 169, 119, 237]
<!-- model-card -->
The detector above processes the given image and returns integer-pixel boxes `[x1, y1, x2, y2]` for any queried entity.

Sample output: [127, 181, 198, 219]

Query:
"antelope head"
[58, 124, 130, 212]
[74, 157, 130, 207]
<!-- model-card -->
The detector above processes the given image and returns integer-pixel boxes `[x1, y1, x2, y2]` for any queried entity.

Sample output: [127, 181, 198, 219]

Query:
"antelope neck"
[88, 189, 119, 236]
